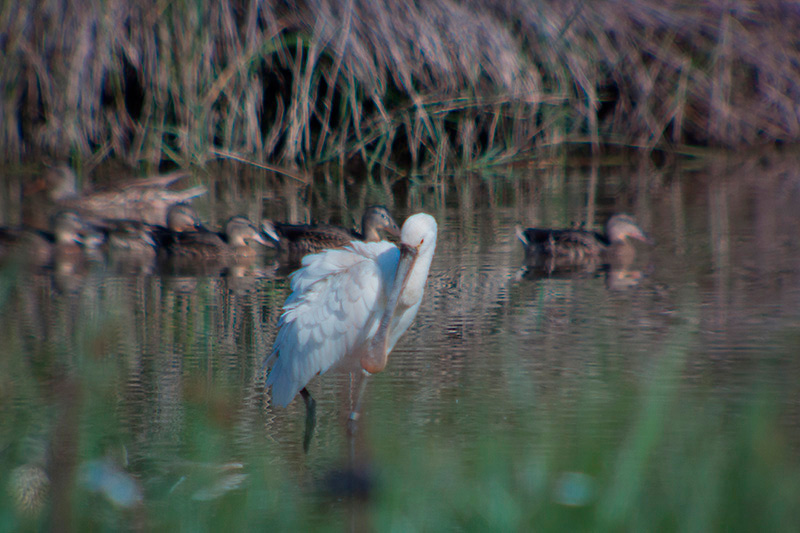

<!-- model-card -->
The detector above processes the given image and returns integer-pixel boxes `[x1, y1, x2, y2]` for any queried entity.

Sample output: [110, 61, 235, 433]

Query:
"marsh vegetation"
[3, 1, 799, 174]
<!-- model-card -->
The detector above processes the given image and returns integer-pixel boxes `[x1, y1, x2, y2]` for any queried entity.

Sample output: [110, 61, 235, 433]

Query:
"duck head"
[51, 211, 86, 245]
[225, 216, 270, 247]
[605, 214, 654, 245]
[167, 204, 205, 232]
[361, 206, 401, 242]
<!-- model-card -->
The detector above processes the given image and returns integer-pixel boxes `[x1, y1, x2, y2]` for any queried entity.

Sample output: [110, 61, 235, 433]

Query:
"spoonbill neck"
[360, 213, 437, 374]
[362, 243, 418, 374]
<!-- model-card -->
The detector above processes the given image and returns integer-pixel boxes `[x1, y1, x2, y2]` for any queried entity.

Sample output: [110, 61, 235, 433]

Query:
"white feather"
[266, 241, 397, 406]
[265, 213, 437, 407]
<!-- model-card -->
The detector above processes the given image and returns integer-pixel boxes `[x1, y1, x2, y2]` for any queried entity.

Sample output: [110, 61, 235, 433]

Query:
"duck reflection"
[515, 214, 653, 288]
[223, 262, 280, 295]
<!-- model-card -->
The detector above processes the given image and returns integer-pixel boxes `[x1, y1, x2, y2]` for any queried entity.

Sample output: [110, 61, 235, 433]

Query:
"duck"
[261, 206, 401, 263]
[516, 214, 653, 264]
[26, 165, 206, 227]
[164, 203, 206, 233]
[166, 215, 269, 259]
[84, 203, 205, 255]
[148, 203, 207, 249]
[92, 219, 157, 256]
[0, 211, 88, 267]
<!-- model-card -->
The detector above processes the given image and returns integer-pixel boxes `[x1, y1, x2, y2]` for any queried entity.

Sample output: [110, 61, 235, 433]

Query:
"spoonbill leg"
[346, 369, 372, 436]
[300, 388, 316, 452]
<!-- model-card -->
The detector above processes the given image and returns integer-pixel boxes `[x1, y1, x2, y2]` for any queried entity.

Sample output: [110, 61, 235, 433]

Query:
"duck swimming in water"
[148, 203, 207, 248]
[27, 165, 206, 227]
[166, 215, 269, 259]
[85, 204, 205, 257]
[0, 211, 88, 267]
[516, 214, 653, 264]
[261, 206, 400, 264]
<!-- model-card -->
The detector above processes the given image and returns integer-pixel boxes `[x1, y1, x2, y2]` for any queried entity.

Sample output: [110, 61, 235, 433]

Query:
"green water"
[2, 157, 800, 531]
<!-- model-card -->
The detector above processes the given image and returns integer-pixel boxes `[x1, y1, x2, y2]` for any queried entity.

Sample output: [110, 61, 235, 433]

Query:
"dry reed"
[2, 0, 799, 172]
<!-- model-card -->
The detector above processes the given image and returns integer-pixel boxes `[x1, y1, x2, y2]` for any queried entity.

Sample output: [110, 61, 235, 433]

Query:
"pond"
[2, 153, 800, 531]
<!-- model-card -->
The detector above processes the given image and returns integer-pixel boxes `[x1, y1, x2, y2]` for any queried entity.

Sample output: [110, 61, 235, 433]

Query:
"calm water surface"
[2, 155, 799, 529]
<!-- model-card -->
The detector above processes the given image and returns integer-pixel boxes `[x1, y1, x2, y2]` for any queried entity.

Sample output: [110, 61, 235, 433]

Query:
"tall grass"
[2, 1, 799, 171]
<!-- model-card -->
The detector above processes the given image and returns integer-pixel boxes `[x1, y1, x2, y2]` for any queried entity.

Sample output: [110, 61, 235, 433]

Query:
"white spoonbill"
[264, 212, 437, 423]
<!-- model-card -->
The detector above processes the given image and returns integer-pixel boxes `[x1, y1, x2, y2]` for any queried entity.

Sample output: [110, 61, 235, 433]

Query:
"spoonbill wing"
[265, 240, 400, 406]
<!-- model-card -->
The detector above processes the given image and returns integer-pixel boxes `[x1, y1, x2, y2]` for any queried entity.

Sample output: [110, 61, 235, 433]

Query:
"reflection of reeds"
[4, 2, 799, 168]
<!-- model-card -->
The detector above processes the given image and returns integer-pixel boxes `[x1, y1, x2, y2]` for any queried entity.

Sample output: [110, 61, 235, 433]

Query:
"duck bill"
[251, 230, 270, 247]
[142, 232, 156, 248]
[361, 243, 418, 374]
[514, 226, 529, 247]
[633, 229, 655, 245]
[385, 221, 401, 238]
[260, 220, 281, 247]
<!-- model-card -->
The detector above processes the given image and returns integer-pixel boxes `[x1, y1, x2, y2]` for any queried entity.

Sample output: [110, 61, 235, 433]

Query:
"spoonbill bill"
[261, 206, 401, 263]
[264, 212, 437, 428]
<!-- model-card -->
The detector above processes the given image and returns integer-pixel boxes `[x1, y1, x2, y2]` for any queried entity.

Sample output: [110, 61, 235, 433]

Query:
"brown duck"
[28, 165, 206, 227]
[164, 204, 206, 233]
[0, 211, 88, 267]
[149, 203, 207, 248]
[516, 214, 653, 264]
[166, 215, 269, 259]
[87, 203, 205, 255]
[261, 206, 400, 263]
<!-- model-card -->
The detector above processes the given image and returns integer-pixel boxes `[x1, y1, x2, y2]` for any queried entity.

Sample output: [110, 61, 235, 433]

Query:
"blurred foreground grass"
[365, 326, 800, 531]
[1, 287, 798, 533]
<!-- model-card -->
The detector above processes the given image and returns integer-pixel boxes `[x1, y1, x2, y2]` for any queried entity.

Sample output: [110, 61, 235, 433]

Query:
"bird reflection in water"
[263, 213, 437, 451]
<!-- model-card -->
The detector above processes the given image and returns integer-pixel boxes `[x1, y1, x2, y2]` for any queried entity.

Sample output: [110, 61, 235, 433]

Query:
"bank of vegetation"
[2, 1, 799, 173]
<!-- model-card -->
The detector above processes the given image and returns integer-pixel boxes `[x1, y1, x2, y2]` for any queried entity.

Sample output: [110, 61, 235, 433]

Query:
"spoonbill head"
[265, 212, 437, 408]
